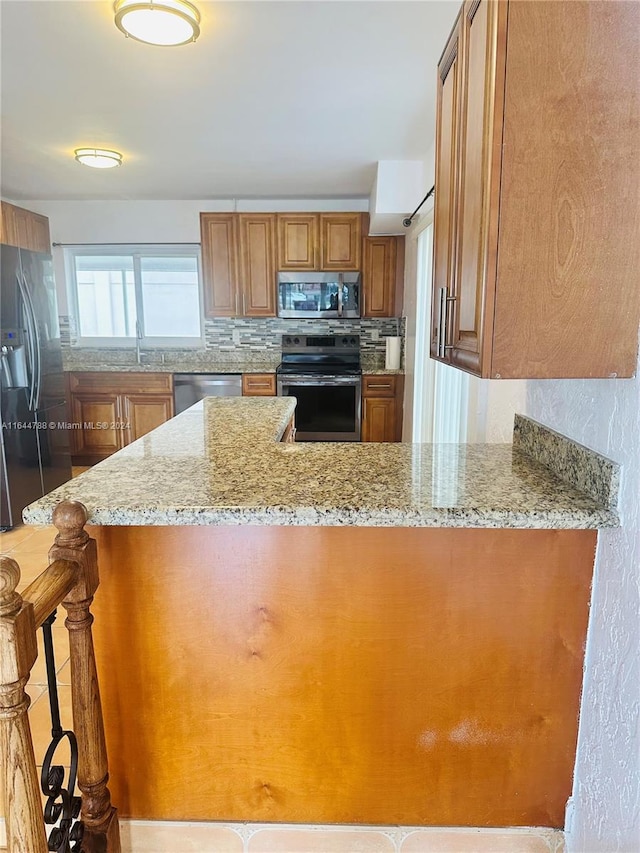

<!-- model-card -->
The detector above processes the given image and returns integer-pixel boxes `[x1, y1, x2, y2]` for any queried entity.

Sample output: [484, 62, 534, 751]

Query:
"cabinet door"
[28, 213, 51, 255]
[431, 17, 462, 363]
[449, 0, 507, 375]
[362, 374, 402, 442]
[363, 236, 400, 317]
[11, 206, 33, 252]
[0, 202, 17, 246]
[320, 214, 362, 270]
[242, 374, 276, 396]
[238, 214, 276, 317]
[69, 392, 124, 461]
[276, 214, 318, 270]
[200, 213, 239, 317]
[123, 394, 174, 443]
[0, 202, 50, 252]
[361, 397, 397, 442]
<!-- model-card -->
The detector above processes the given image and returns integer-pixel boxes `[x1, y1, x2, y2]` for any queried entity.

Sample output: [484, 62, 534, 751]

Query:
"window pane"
[75, 256, 136, 338]
[140, 256, 200, 338]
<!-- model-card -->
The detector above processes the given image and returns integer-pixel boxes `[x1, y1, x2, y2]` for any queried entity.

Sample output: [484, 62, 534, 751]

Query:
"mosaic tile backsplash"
[59, 315, 405, 357]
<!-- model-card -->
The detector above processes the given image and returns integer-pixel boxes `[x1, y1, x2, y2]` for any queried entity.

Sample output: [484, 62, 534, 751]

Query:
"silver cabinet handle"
[437, 287, 456, 358]
[438, 287, 447, 358]
[235, 292, 239, 316]
[367, 383, 392, 389]
[242, 293, 246, 315]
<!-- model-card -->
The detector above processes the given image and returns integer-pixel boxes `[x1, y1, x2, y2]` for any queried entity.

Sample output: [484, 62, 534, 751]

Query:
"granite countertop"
[62, 351, 403, 376]
[23, 400, 619, 529]
[62, 350, 281, 374]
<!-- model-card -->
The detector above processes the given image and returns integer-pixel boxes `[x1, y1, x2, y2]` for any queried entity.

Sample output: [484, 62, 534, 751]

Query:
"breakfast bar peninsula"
[23, 397, 618, 829]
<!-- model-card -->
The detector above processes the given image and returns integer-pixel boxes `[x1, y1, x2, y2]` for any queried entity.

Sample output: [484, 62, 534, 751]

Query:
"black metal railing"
[41, 611, 84, 853]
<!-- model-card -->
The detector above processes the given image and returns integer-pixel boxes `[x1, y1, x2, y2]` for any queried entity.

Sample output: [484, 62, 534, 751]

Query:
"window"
[67, 245, 203, 347]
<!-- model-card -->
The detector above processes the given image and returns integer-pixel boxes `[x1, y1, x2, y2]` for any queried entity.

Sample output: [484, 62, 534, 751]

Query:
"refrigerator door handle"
[22, 272, 42, 411]
[16, 273, 37, 411]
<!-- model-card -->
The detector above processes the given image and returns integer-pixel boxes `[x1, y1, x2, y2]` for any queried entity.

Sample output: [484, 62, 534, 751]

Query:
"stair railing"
[0, 500, 120, 853]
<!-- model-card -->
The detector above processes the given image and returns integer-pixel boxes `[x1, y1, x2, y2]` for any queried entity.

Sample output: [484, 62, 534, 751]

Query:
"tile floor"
[0, 522, 566, 853]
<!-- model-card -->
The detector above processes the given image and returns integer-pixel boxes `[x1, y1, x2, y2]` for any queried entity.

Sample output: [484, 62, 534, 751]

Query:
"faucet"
[135, 320, 146, 364]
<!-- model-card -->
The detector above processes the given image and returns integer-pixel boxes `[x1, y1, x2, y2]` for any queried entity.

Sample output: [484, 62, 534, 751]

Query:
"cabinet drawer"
[362, 375, 397, 398]
[242, 373, 276, 396]
[68, 372, 173, 395]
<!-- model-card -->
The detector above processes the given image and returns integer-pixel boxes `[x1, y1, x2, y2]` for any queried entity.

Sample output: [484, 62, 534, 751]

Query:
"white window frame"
[65, 244, 205, 349]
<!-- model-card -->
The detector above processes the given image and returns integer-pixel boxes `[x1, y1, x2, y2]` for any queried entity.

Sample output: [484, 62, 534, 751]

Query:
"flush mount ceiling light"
[113, 0, 200, 46]
[74, 148, 123, 169]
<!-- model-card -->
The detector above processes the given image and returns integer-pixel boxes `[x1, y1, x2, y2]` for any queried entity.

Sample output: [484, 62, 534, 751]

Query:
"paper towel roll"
[385, 336, 401, 370]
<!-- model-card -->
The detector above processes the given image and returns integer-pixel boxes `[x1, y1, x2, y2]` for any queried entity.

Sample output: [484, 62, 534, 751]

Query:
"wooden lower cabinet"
[89, 525, 596, 826]
[242, 373, 276, 396]
[122, 394, 174, 444]
[361, 374, 403, 442]
[281, 416, 296, 443]
[69, 392, 124, 460]
[67, 372, 174, 464]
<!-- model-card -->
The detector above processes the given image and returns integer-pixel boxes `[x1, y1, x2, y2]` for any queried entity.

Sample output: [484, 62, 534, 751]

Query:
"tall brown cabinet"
[431, 0, 640, 379]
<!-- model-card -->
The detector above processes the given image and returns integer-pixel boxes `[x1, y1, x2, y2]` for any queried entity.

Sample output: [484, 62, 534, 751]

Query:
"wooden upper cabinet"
[1, 202, 51, 253]
[277, 214, 318, 270]
[201, 213, 239, 317]
[237, 214, 276, 317]
[28, 213, 51, 255]
[320, 213, 361, 270]
[201, 212, 276, 317]
[431, 16, 462, 362]
[431, 0, 640, 379]
[449, 0, 505, 376]
[362, 236, 404, 318]
[277, 213, 363, 271]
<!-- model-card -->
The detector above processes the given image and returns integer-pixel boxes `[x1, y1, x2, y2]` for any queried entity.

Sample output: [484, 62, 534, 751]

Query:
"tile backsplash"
[203, 317, 404, 352]
[60, 315, 405, 358]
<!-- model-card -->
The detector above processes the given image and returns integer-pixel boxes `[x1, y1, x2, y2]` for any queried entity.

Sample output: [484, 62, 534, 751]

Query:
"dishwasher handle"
[173, 374, 243, 413]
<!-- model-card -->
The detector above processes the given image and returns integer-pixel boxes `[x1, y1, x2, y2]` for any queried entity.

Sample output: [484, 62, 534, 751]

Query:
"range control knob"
[284, 336, 291, 345]
[342, 337, 349, 345]
[350, 337, 357, 345]
[294, 337, 300, 345]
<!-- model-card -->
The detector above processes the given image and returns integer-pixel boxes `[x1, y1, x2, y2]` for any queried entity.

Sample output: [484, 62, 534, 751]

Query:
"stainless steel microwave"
[277, 272, 360, 319]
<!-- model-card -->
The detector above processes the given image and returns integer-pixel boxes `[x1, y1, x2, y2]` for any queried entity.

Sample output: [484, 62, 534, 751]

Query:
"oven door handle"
[279, 376, 361, 386]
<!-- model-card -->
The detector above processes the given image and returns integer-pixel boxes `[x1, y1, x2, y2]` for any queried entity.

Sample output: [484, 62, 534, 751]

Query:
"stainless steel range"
[276, 334, 361, 441]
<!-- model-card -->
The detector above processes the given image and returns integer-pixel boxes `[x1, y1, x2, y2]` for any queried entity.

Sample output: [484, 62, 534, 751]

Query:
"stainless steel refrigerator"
[1, 244, 72, 529]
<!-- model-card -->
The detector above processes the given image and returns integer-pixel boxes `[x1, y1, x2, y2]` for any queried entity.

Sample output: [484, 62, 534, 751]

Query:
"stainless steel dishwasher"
[173, 374, 243, 414]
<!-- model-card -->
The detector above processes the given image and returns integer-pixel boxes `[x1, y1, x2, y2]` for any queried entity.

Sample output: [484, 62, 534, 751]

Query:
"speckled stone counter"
[23, 398, 618, 528]
[63, 349, 281, 374]
[62, 350, 404, 376]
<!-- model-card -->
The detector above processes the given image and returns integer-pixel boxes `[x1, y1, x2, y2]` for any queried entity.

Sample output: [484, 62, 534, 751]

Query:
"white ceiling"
[1, 0, 458, 201]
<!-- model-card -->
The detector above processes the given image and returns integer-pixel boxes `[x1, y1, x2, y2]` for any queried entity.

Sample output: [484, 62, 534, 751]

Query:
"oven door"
[277, 373, 361, 441]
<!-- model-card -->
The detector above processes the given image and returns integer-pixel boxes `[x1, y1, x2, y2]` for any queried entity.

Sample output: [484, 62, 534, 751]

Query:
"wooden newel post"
[50, 501, 121, 853]
[0, 555, 48, 853]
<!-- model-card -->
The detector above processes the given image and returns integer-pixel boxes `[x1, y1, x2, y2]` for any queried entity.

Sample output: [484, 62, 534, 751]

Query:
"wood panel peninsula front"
[23, 399, 619, 828]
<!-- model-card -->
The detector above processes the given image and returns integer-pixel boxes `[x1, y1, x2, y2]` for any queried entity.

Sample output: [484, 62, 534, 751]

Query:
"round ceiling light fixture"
[74, 148, 123, 169]
[113, 0, 200, 46]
